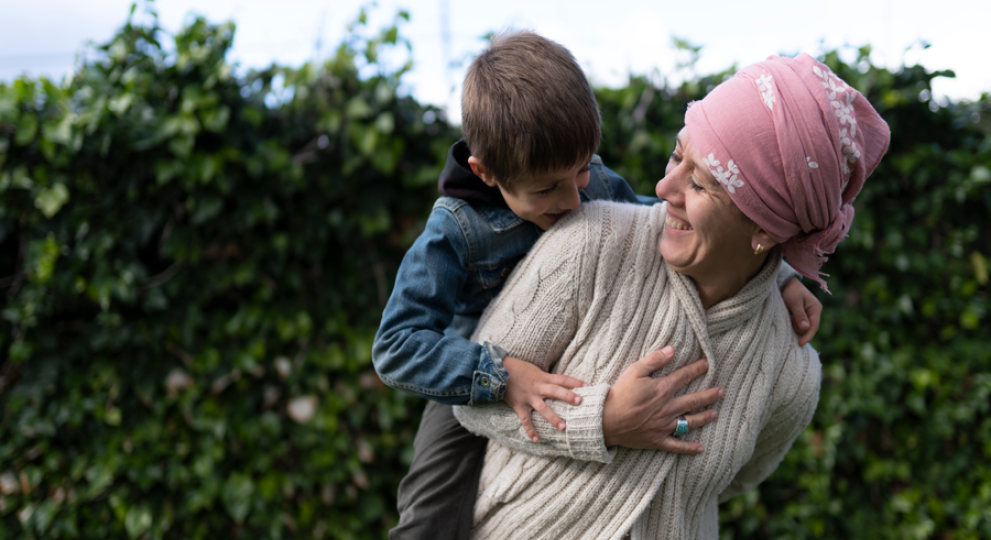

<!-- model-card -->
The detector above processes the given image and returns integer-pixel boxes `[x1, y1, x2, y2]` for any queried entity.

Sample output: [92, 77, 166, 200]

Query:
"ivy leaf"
[221, 473, 254, 524]
[124, 505, 152, 538]
[33, 183, 70, 218]
[15, 114, 38, 145]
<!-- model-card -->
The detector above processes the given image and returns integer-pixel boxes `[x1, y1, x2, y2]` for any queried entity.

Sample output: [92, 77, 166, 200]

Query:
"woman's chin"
[659, 239, 695, 270]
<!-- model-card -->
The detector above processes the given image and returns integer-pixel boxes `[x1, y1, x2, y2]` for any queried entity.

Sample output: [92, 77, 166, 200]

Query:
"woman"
[454, 53, 890, 540]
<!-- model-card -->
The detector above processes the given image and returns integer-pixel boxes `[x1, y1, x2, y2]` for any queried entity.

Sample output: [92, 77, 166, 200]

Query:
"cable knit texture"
[453, 201, 821, 540]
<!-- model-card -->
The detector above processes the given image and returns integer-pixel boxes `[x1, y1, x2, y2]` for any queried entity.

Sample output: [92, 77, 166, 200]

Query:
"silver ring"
[673, 416, 689, 436]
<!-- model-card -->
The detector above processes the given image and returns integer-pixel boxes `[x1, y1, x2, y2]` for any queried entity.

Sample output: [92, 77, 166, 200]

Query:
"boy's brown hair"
[461, 31, 601, 190]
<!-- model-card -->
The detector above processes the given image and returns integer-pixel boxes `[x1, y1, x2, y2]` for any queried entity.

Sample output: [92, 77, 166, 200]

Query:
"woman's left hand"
[602, 347, 723, 454]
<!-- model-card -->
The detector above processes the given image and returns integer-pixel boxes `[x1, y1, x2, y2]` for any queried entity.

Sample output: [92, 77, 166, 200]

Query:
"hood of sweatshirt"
[437, 139, 508, 209]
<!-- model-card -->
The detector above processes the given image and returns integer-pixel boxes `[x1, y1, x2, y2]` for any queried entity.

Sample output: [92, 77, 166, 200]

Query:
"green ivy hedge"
[0, 8, 457, 539]
[0, 6, 988, 540]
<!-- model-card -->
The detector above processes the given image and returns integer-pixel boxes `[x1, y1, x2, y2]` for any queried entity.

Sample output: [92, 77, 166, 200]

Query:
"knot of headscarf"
[685, 53, 890, 292]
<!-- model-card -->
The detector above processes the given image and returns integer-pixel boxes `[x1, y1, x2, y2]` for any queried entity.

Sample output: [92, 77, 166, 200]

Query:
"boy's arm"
[777, 261, 822, 346]
[776, 260, 800, 289]
[592, 158, 660, 206]
[453, 210, 606, 461]
[372, 205, 507, 406]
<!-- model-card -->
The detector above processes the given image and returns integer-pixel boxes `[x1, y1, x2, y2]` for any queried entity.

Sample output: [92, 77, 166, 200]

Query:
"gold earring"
[754, 244, 764, 255]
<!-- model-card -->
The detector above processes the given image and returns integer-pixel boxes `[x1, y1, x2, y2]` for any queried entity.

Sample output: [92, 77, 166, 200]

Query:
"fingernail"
[718, 388, 725, 398]
[574, 396, 582, 405]
[532, 436, 539, 442]
[711, 410, 718, 419]
[558, 422, 565, 431]
[661, 346, 673, 356]
[801, 321, 810, 329]
[696, 446, 704, 454]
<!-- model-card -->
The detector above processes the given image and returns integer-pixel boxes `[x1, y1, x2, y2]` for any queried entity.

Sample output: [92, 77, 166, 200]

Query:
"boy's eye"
[537, 186, 556, 195]
[579, 163, 592, 173]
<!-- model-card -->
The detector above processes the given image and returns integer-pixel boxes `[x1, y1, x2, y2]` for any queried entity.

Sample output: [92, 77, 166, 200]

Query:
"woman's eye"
[669, 151, 682, 163]
[689, 177, 705, 192]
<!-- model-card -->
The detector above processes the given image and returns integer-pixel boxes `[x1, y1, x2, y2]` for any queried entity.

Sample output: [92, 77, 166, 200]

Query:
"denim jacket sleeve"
[587, 155, 660, 206]
[372, 204, 510, 405]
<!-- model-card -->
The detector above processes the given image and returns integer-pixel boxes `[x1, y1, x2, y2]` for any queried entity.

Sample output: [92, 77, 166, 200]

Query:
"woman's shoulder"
[539, 200, 668, 290]
[766, 295, 823, 412]
[552, 200, 666, 240]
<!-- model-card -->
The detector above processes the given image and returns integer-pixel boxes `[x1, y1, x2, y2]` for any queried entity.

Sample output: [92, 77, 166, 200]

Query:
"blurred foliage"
[0, 4, 989, 539]
[0, 5, 456, 539]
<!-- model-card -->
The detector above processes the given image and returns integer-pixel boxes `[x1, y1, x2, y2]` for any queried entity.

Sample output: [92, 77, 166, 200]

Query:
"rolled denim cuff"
[776, 259, 801, 291]
[468, 342, 510, 405]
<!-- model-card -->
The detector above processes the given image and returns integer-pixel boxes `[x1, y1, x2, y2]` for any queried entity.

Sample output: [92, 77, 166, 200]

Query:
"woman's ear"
[467, 156, 499, 188]
[751, 227, 778, 254]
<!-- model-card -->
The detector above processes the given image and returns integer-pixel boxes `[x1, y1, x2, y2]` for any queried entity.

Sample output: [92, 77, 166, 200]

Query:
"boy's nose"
[562, 182, 582, 210]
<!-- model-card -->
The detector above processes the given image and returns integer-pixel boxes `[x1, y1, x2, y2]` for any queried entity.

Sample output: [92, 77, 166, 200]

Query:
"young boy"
[372, 32, 821, 540]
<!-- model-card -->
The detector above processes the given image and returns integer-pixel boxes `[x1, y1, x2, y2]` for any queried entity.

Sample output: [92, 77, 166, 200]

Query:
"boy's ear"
[467, 156, 499, 188]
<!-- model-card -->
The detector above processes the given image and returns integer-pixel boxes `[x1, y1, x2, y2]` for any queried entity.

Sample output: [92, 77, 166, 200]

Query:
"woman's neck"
[690, 252, 771, 310]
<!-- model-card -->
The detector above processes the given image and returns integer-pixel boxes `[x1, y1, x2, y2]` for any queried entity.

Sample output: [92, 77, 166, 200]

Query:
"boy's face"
[468, 157, 592, 230]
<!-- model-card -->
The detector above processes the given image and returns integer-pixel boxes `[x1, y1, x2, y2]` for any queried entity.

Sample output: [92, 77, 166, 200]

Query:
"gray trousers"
[390, 401, 487, 540]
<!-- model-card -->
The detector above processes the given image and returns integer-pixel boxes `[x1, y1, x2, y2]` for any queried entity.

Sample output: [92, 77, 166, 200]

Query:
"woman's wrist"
[602, 392, 617, 447]
[601, 386, 628, 448]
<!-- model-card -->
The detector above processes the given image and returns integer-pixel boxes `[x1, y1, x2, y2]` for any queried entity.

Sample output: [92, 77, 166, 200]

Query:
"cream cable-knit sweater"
[454, 201, 821, 540]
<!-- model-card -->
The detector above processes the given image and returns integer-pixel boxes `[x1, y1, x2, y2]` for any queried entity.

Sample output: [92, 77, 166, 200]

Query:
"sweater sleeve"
[718, 344, 822, 503]
[454, 384, 615, 463]
[454, 204, 617, 463]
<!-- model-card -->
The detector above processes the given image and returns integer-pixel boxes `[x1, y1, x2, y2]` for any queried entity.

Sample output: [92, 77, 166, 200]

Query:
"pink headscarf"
[685, 53, 890, 291]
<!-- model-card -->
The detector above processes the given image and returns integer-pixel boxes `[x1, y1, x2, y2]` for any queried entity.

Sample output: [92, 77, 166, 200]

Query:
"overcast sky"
[1, 0, 987, 122]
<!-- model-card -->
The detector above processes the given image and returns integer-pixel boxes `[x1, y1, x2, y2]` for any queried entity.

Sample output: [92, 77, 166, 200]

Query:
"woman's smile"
[665, 215, 694, 231]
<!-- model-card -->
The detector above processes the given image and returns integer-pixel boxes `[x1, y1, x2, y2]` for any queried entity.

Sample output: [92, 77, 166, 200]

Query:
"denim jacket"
[372, 148, 655, 405]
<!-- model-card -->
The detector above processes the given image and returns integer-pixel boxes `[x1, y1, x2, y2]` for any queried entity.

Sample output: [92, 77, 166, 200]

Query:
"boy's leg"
[390, 401, 487, 540]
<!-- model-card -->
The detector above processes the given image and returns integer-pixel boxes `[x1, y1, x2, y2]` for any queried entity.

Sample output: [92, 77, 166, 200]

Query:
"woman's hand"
[503, 356, 588, 442]
[602, 346, 723, 454]
[781, 277, 822, 346]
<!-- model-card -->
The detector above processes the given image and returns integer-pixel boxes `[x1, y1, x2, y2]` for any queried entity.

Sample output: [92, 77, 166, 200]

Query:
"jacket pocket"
[478, 265, 510, 290]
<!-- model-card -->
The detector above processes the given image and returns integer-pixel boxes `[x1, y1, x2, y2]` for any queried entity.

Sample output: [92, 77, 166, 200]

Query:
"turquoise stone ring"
[674, 416, 690, 436]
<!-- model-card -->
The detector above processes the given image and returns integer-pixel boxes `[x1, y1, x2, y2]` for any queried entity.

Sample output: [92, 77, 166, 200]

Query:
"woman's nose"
[655, 173, 682, 205]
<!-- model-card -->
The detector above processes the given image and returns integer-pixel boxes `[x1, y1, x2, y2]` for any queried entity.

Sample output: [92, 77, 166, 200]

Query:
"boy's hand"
[781, 277, 822, 346]
[502, 356, 587, 443]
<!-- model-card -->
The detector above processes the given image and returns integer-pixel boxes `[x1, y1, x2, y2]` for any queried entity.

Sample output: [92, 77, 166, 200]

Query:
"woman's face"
[655, 128, 756, 280]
